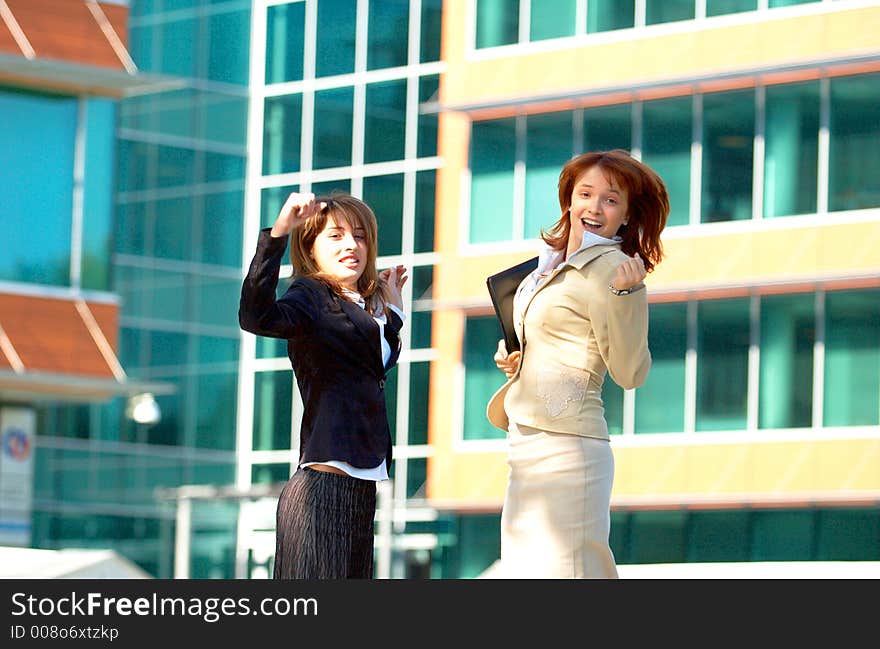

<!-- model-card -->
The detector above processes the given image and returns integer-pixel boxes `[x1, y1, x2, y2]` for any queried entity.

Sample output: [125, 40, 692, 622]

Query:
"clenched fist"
[270, 192, 327, 238]
[611, 254, 646, 292]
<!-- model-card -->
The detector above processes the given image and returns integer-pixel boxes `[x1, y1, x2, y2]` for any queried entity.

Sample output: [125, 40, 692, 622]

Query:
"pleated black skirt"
[272, 467, 377, 580]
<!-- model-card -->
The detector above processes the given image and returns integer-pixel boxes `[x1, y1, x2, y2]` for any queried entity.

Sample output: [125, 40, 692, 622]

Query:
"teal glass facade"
[0, 89, 115, 289]
[13, 0, 878, 580]
[469, 74, 880, 241]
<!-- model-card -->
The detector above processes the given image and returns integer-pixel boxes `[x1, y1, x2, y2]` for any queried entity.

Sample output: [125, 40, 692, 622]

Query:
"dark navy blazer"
[239, 229, 402, 469]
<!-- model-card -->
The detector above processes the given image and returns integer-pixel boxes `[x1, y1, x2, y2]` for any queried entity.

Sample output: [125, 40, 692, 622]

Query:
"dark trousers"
[273, 467, 377, 579]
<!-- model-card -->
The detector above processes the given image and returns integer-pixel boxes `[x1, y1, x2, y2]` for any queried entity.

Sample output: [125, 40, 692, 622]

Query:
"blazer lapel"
[519, 245, 619, 323]
[337, 298, 384, 371]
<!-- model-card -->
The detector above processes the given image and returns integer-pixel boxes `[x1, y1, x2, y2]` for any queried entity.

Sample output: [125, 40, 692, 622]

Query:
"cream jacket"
[486, 243, 651, 439]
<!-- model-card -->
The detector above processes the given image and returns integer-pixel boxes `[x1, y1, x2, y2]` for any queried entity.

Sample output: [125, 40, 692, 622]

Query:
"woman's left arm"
[590, 258, 651, 389]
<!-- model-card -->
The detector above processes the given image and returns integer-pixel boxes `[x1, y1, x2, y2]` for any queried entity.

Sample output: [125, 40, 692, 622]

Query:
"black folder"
[486, 256, 538, 353]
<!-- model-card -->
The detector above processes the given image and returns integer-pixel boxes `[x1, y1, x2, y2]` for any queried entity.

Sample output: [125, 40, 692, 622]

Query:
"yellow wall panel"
[443, 7, 880, 110]
[428, 438, 880, 509]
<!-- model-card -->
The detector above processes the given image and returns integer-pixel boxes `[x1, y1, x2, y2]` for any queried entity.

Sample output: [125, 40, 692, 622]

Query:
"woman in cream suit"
[487, 149, 669, 578]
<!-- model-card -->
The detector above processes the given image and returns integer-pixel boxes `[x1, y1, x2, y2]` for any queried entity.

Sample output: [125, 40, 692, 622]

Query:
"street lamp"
[125, 392, 161, 425]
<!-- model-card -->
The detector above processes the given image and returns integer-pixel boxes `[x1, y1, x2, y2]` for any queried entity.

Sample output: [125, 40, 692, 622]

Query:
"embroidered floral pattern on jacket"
[536, 366, 589, 417]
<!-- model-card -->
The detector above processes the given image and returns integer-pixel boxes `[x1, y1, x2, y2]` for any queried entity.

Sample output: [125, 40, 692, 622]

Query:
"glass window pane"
[82, 98, 116, 291]
[152, 196, 193, 261]
[0, 88, 76, 286]
[420, 0, 443, 62]
[116, 267, 188, 322]
[587, 0, 635, 33]
[160, 18, 196, 78]
[418, 75, 439, 158]
[636, 303, 687, 434]
[195, 372, 237, 450]
[205, 150, 246, 183]
[202, 92, 248, 147]
[367, 0, 409, 70]
[121, 143, 195, 192]
[696, 298, 750, 431]
[415, 170, 437, 254]
[764, 81, 819, 217]
[313, 87, 353, 169]
[207, 9, 249, 85]
[829, 73, 880, 211]
[197, 334, 239, 364]
[530, 0, 575, 41]
[707, 0, 757, 17]
[365, 80, 407, 164]
[253, 370, 293, 451]
[770, 0, 819, 6]
[201, 190, 245, 267]
[524, 111, 573, 239]
[155, 89, 199, 139]
[603, 379, 624, 435]
[702, 89, 754, 223]
[759, 293, 814, 429]
[475, 0, 519, 48]
[316, 0, 356, 77]
[628, 511, 687, 563]
[470, 118, 516, 243]
[815, 508, 880, 561]
[252, 463, 291, 485]
[411, 265, 434, 349]
[312, 179, 350, 196]
[642, 96, 692, 227]
[146, 330, 188, 368]
[645, 0, 694, 25]
[609, 511, 630, 563]
[196, 275, 242, 328]
[751, 510, 814, 560]
[408, 362, 431, 445]
[687, 511, 751, 562]
[463, 316, 506, 440]
[107, 202, 136, 261]
[266, 1, 305, 84]
[823, 289, 880, 426]
[583, 103, 632, 153]
[362, 174, 404, 257]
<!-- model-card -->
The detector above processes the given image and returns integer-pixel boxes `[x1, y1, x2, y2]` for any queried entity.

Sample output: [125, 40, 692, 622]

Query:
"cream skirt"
[500, 421, 618, 579]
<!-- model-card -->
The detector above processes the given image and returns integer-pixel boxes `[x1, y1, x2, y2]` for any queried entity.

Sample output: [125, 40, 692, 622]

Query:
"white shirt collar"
[536, 231, 621, 275]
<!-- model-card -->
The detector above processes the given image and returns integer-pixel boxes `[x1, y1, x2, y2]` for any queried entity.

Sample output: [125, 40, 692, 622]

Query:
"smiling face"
[311, 215, 367, 290]
[566, 165, 630, 258]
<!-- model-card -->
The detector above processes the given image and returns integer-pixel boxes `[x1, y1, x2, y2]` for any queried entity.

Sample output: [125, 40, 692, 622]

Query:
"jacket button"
[379, 378, 386, 389]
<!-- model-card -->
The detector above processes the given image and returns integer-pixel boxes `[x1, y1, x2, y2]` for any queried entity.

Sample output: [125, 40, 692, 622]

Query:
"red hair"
[541, 149, 669, 272]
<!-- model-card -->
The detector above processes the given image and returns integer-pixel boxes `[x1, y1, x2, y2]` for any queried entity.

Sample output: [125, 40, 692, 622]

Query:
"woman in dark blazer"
[239, 191, 407, 579]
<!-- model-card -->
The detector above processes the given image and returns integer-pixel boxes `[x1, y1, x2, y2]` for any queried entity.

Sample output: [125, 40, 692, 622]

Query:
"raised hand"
[611, 254, 646, 292]
[379, 265, 408, 311]
[494, 339, 521, 379]
[270, 192, 327, 238]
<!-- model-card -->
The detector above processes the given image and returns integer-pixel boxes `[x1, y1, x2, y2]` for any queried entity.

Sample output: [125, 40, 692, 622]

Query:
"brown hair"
[541, 149, 669, 273]
[288, 192, 389, 315]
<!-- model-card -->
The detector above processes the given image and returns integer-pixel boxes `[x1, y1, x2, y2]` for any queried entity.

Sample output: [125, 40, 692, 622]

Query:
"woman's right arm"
[239, 192, 326, 338]
[238, 230, 316, 338]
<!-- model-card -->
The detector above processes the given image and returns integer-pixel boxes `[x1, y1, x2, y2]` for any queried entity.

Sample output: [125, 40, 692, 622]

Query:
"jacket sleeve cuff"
[387, 303, 406, 323]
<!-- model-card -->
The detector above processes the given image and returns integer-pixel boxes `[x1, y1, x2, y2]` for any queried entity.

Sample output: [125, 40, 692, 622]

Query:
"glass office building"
[5, 0, 877, 578]
[432, 0, 880, 575]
